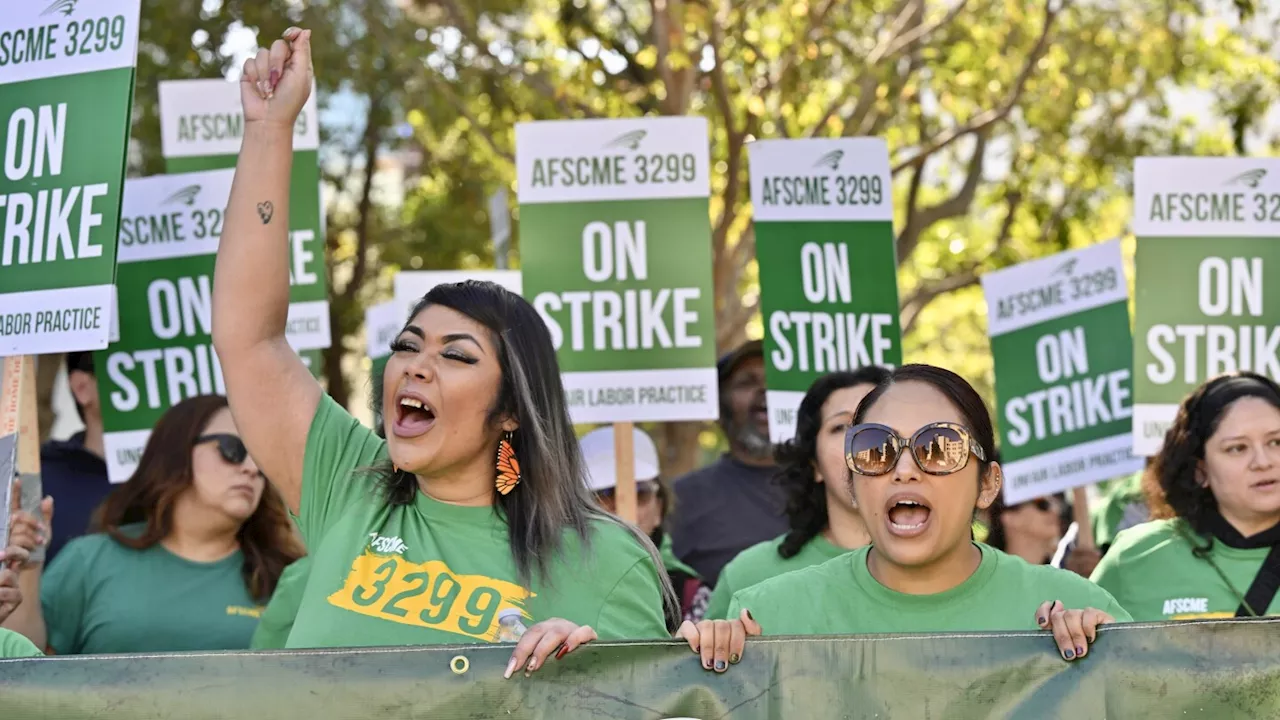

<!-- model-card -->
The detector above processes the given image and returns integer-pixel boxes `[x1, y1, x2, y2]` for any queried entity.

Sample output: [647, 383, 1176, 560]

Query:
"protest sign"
[750, 138, 902, 441]
[1132, 157, 1280, 455]
[0, 0, 141, 355]
[516, 117, 718, 424]
[393, 270, 523, 320]
[984, 241, 1143, 503]
[157, 77, 328, 371]
[365, 299, 400, 387]
[364, 299, 401, 433]
[95, 169, 327, 482]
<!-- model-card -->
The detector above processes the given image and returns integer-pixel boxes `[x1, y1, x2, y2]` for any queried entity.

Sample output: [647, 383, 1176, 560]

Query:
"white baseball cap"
[580, 426, 661, 492]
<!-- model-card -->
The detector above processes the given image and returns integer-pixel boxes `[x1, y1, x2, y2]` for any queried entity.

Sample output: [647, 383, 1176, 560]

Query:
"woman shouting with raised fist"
[213, 28, 673, 676]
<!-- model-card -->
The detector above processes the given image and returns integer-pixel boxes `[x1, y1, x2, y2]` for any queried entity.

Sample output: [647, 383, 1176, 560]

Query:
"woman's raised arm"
[212, 27, 319, 514]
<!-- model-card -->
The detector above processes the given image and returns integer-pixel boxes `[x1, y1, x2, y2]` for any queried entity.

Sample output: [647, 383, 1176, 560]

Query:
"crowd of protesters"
[4, 27, 1280, 673]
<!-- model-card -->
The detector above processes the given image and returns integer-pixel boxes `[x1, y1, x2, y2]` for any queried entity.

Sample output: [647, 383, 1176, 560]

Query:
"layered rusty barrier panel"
[3, 618, 1279, 719]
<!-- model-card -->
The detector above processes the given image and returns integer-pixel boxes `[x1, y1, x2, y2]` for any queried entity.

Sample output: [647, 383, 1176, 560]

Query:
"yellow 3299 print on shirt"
[328, 549, 535, 642]
[283, 394, 669, 649]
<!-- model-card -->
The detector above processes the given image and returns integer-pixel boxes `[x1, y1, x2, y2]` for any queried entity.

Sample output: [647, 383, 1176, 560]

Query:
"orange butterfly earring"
[495, 431, 521, 495]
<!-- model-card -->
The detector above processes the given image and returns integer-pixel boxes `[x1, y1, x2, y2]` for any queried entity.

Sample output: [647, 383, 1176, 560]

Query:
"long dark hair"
[94, 395, 302, 601]
[371, 281, 676, 606]
[776, 367, 891, 558]
[1145, 372, 1280, 549]
[851, 364, 998, 487]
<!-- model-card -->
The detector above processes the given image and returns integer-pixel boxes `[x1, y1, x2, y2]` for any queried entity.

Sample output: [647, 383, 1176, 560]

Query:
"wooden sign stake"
[613, 421, 637, 524]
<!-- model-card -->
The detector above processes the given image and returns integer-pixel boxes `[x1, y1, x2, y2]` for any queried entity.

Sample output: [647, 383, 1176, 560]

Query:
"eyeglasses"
[195, 434, 252, 466]
[845, 422, 986, 476]
[1024, 498, 1059, 513]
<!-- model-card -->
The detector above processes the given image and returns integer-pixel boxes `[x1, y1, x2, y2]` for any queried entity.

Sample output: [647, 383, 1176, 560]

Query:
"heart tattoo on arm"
[257, 201, 274, 224]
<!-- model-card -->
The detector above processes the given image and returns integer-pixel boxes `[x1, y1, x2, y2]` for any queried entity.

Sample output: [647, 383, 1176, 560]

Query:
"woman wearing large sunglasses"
[679, 364, 1129, 670]
[37, 395, 302, 654]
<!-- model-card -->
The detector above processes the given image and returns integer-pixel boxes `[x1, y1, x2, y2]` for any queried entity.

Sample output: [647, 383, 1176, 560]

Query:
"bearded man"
[667, 340, 785, 586]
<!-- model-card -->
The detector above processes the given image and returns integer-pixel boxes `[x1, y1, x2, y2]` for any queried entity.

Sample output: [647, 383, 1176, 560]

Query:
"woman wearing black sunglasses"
[985, 492, 1067, 565]
[38, 395, 302, 654]
[679, 365, 1129, 669]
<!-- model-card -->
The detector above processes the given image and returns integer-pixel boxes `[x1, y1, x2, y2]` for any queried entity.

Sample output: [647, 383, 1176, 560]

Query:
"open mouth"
[749, 401, 769, 424]
[394, 393, 436, 437]
[885, 495, 932, 537]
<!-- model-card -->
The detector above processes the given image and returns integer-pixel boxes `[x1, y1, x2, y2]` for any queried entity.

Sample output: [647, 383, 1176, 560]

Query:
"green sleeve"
[593, 557, 669, 640]
[725, 591, 750, 628]
[298, 394, 388, 549]
[1101, 591, 1134, 623]
[250, 557, 312, 650]
[704, 570, 735, 621]
[0, 628, 42, 658]
[1089, 545, 1124, 603]
[40, 539, 88, 654]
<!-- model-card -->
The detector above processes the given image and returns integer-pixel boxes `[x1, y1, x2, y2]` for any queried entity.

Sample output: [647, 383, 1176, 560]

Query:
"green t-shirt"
[705, 534, 846, 620]
[1091, 518, 1277, 621]
[285, 395, 668, 649]
[1092, 472, 1148, 548]
[0, 627, 42, 658]
[729, 543, 1132, 635]
[250, 556, 312, 650]
[660, 533, 699, 579]
[41, 526, 264, 654]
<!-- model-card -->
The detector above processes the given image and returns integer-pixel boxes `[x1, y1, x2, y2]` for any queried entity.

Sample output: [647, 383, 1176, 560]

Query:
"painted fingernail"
[1063, 649, 1074, 660]
[526, 657, 537, 673]
[729, 653, 740, 664]
[715, 660, 726, 671]
[1037, 616, 1045, 625]
[703, 659, 712, 669]
[555, 644, 569, 660]
[504, 658, 517, 679]
[269, 70, 280, 88]
[1076, 646, 1085, 657]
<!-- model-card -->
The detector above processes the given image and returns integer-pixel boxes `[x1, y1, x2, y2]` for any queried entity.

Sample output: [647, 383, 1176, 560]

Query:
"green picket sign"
[983, 240, 1143, 503]
[364, 298, 400, 433]
[393, 270, 523, 320]
[0, 0, 141, 356]
[749, 138, 902, 441]
[157, 78, 329, 373]
[516, 118, 717, 423]
[92, 169, 238, 481]
[1132, 158, 1280, 455]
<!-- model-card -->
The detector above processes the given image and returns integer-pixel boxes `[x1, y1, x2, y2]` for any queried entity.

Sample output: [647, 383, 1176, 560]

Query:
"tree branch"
[891, 0, 1063, 174]
[896, 130, 988, 263]
[883, 0, 973, 58]
[708, 0, 744, 262]
[811, 0, 918, 137]
[899, 189, 1022, 335]
[342, 102, 382, 303]
[434, 0, 600, 118]
[430, 76, 515, 164]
